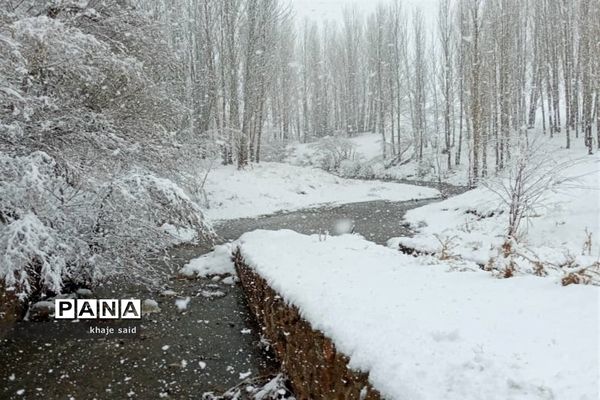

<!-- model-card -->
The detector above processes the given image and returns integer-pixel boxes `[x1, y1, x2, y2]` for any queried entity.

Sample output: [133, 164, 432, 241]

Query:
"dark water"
[0, 182, 465, 399]
[214, 181, 466, 245]
[217, 198, 431, 245]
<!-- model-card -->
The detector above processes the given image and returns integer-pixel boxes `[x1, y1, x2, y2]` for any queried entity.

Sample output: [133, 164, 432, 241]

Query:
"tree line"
[155, 0, 599, 184]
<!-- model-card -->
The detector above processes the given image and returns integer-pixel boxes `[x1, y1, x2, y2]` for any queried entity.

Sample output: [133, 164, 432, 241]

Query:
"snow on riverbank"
[237, 229, 599, 400]
[286, 132, 469, 185]
[389, 152, 600, 277]
[203, 162, 439, 221]
[179, 243, 236, 278]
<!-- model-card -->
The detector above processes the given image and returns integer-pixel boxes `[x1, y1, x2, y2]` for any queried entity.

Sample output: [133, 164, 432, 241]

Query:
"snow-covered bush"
[0, 214, 82, 299]
[93, 171, 214, 265]
[0, 3, 214, 299]
[479, 139, 587, 278]
[338, 159, 362, 178]
[416, 159, 435, 179]
[0, 152, 90, 298]
[357, 163, 376, 179]
[259, 139, 292, 163]
[310, 136, 357, 171]
[0, 150, 215, 298]
[483, 138, 583, 245]
[334, 160, 383, 180]
[369, 162, 387, 178]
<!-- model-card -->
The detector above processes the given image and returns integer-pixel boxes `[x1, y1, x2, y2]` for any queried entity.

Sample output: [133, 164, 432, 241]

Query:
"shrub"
[0, 5, 215, 299]
[339, 159, 362, 178]
[311, 136, 357, 171]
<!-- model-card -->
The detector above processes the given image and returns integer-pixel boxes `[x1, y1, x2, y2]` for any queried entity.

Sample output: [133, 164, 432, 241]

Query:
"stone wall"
[234, 250, 382, 400]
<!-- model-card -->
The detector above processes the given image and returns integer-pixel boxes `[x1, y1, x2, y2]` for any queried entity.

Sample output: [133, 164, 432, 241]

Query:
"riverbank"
[202, 162, 441, 221]
[1, 189, 451, 399]
[235, 229, 599, 400]
[0, 244, 278, 399]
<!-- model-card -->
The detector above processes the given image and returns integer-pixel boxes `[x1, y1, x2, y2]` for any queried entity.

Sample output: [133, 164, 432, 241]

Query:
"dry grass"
[561, 262, 600, 286]
[433, 234, 459, 260]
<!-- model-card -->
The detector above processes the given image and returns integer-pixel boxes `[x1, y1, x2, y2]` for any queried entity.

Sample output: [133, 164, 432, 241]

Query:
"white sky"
[287, 0, 439, 27]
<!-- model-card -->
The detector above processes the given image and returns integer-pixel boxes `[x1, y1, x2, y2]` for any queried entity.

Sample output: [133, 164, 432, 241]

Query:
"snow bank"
[391, 153, 600, 272]
[204, 162, 439, 220]
[237, 230, 599, 400]
[179, 243, 235, 277]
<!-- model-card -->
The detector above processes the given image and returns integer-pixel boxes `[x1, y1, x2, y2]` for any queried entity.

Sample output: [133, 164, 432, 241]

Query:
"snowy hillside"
[203, 162, 440, 221]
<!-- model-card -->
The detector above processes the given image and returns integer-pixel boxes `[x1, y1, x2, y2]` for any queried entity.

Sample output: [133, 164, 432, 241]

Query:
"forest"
[140, 0, 600, 179]
[1, 0, 599, 300]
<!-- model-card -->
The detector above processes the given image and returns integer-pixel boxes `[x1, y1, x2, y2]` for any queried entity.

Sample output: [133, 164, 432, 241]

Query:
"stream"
[0, 182, 465, 399]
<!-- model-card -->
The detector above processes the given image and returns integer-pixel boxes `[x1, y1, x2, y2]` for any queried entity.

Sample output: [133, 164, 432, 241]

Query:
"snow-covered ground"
[203, 162, 440, 221]
[287, 132, 386, 165]
[285, 132, 469, 185]
[179, 243, 236, 278]
[237, 229, 599, 400]
[389, 147, 600, 278]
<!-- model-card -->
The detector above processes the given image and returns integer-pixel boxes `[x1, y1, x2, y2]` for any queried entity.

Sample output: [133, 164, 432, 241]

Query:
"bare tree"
[410, 9, 427, 161]
[438, 0, 454, 170]
[483, 137, 584, 253]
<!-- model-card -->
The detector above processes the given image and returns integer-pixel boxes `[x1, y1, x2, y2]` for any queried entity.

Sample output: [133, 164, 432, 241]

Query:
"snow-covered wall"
[234, 250, 381, 400]
[235, 229, 599, 400]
